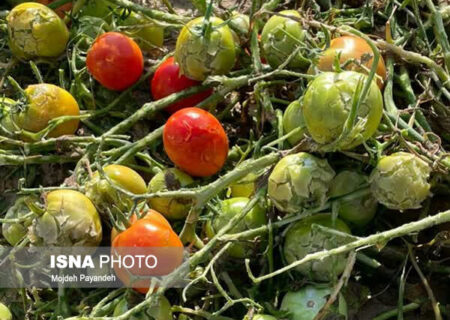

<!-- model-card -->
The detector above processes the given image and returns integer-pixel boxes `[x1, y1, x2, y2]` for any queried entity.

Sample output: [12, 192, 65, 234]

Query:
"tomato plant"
[175, 16, 236, 81]
[112, 209, 183, 294]
[1, 84, 79, 138]
[151, 57, 213, 113]
[316, 36, 387, 88]
[205, 197, 267, 258]
[6, 2, 69, 59]
[86, 32, 144, 91]
[163, 107, 229, 177]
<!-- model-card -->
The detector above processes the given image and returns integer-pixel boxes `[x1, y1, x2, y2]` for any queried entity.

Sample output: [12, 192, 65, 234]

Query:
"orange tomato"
[111, 209, 183, 294]
[316, 36, 386, 88]
[86, 32, 144, 91]
[163, 107, 229, 177]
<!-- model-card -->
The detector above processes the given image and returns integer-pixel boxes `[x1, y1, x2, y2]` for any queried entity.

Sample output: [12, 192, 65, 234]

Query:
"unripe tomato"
[280, 286, 332, 320]
[175, 17, 236, 81]
[147, 168, 194, 220]
[86, 32, 144, 91]
[163, 107, 229, 177]
[30, 190, 102, 246]
[85, 164, 147, 215]
[229, 12, 250, 45]
[229, 172, 258, 198]
[3, 84, 79, 138]
[2, 197, 35, 245]
[261, 10, 309, 69]
[205, 197, 267, 258]
[0, 303, 12, 320]
[113, 295, 172, 320]
[329, 171, 377, 228]
[316, 36, 386, 88]
[369, 152, 431, 211]
[303, 71, 383, 150]
[7, 2, 69, 59]
[282, 100, 308, 146]
[151, 57, 213, 113]
[283, 213, 351, 281]
[112, 209, 183, 294]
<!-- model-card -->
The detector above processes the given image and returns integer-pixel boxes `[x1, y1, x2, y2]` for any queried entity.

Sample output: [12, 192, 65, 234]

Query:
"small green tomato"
[175, 16, 236, 81]
[147, 168, 194, 220]
[303, 71, 383, 150]
[7, 2, 69, 59]
[369, 152, 431, 211]
[280, 286, 332, 320]
[261, 10, 309, 69]
[329, 171, 377, 228]
[283, 213, 351, 281]
[229, 172, 258, 198]
[283, 100, 308, 146]
[2, 197, 35, 245]
[113, 295, 172, 320]
[229, 12, 250, 44]
[0, 303, 12, 320]
[268, 153, 335, 213]
[119, 11, 164, 51]
[205, 197, 267, 258]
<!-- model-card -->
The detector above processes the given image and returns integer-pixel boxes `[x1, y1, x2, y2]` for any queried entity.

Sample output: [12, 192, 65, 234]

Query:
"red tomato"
[163, 107, 229, 177]
[151, 57, 213, 113]
[111, 209, 183, 294]
[86, 32, 143, 91]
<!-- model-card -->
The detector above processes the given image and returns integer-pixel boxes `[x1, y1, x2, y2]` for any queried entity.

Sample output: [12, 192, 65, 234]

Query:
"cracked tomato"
[151, 57, 213, 113]
[163, 107, 229, 177]
[112, 209, 183, 294]
[7, 2, 69, 59]
[86, 32, 144, 91]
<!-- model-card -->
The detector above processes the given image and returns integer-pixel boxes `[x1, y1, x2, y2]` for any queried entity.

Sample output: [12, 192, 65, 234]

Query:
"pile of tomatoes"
[1, 0, 450, 320]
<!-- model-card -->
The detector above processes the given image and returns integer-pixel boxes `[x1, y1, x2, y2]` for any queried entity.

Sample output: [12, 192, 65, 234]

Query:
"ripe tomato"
[86, 32, 144, 91]
[316, 36, 387, 88]
[112, 209, 183, 294]
[163, 107, 229, 177]
[151, 57, 213, 113]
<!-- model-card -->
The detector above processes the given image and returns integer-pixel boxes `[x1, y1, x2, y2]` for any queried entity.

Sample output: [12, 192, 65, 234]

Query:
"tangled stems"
[245, 209, 450, 283]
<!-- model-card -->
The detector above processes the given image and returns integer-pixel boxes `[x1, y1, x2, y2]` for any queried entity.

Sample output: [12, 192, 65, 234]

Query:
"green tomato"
[2, 197, 35, 245]
[303, 71, 383, 150]
[283, 100, 308, 146]
[283, 213, 351, 281]
[261, 10, 309, 69]
[30, 190, 102, 246]
[329, 171, 377, 227]
[229, 12, 250, 44]
[243, 315, 277, 320]
[268, 153, 335, 213]
[280, 286, 331, 320]
[7, 2, 69, 59]
[205, 197, 267, 258]
[175, 16, 236, 81]
[85, 164, 147, 215]
[148, 168, 194, 220]
[369, 152, 431, 211]
[0, 303, 12, 320]
[229, 172, 258, 198]
[77, 0, 112, 19]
